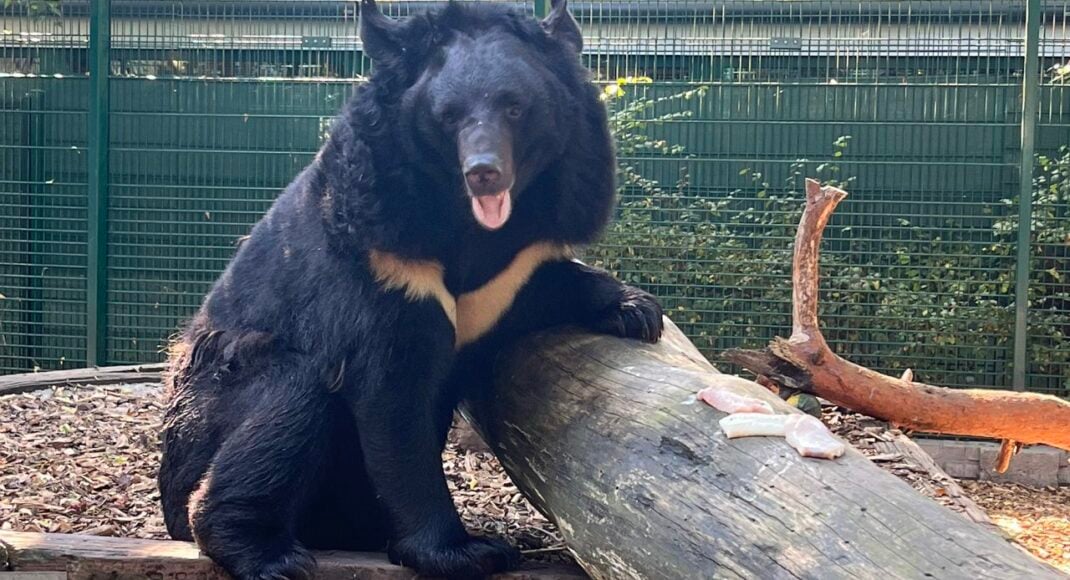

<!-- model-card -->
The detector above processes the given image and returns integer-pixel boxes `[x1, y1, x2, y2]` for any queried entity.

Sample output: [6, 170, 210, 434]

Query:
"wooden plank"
[0, 531, 586, 580]
[0, 364, 166, 396]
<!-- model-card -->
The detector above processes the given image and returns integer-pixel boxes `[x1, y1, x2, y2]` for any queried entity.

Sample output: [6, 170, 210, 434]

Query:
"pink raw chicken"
[697, 387, 774, 415]
[784, 414, 846, 460]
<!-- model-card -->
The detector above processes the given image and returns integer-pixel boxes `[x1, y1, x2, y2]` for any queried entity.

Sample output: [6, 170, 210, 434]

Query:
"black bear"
[158, 0, 664, 578]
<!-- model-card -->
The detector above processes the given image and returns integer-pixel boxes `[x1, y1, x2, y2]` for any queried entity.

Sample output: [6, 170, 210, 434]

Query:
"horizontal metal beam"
[6, 0, 1046, 21]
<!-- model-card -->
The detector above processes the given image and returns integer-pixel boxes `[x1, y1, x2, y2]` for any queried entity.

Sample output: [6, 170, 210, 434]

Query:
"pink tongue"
[471, 191, 512, 230]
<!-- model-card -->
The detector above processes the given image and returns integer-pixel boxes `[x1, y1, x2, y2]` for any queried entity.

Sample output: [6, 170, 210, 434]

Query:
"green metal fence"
[2, 0, 1070, 397]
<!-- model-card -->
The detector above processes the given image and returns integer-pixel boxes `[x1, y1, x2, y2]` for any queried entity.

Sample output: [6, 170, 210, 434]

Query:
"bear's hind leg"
[189, 362, 329, 580]
[159, 401, 224, 542]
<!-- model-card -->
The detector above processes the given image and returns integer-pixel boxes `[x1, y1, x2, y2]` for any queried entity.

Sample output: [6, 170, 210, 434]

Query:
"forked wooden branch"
[725, 179, 1070, 456]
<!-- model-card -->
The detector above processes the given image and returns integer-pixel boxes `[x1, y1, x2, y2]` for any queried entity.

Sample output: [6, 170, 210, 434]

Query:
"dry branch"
[995, 439, 1023, 474]
[725, 179, 1070, 454]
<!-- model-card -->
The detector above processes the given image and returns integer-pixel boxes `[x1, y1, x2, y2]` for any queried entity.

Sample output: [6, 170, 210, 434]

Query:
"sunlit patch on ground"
[964, 481, 1070, 574]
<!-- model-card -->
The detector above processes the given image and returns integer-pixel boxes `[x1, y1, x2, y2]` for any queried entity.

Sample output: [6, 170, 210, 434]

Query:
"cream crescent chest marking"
[455, 242, 572, 347]
[368, 243, 572, 349]
[368, 249, 458, 327]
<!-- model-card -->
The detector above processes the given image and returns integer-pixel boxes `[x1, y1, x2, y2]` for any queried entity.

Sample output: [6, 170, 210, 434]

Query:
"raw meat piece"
[698, 388, 774, 414]
[718, 413, 788, 438]
[784, 414, 846, 460]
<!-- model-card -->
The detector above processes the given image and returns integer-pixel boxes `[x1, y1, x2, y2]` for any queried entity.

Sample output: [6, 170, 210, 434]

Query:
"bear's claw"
[592, 285, 664, 343]
[389, 534, 521, 579]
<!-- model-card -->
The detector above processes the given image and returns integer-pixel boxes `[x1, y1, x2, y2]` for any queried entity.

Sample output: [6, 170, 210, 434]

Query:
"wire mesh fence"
[1, 0, 1069, 397]
[585, 1, 1030, 392]
[0, 4, 89, 372]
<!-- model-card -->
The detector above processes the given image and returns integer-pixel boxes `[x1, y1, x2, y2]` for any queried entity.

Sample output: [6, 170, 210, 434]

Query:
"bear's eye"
[440, 109, 460, 126]
[506, 104, 524, 120]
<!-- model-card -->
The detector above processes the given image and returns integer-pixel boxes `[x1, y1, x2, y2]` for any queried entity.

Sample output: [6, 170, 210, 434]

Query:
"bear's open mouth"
[470, 190, 512, 230]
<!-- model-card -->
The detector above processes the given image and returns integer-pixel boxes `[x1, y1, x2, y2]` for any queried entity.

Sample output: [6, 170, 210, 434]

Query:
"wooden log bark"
[462, 319, 1061, 580]
[723, 179, 1070, 453]
[870, 434, 997, 532]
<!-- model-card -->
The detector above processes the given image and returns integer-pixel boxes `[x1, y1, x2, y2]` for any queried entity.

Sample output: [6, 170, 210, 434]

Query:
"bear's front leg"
[186, 356, 329, 580]
[494, 258, 664, 344]
[347, 307, 519, 578]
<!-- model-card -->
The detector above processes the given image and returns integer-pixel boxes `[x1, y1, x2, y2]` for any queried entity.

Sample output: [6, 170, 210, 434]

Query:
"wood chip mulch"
[0, 384, 165, 539]
[0, 384, 566, 561]
[1, 384, 1065, 573]
[961, 480, 1070, 574]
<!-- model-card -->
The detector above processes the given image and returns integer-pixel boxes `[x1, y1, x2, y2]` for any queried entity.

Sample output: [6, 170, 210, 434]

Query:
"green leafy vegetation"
[4, 0, 61, 17]
[593, 84, 1070, 396]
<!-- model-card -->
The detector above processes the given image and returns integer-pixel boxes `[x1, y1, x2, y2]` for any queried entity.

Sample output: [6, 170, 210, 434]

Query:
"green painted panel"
[1, 0, 1069, 396]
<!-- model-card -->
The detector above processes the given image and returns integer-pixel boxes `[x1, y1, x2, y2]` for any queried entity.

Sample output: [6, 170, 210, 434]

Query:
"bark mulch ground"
[0, 384, 566, 561]
[961, 480, 1070, 574]
[0, 384, 1065, 572]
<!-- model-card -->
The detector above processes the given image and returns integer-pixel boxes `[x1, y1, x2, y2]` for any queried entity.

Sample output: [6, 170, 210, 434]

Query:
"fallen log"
[869, 433, 996, 531]
[0, 317, 1059, 577]
[723, 179, 1070, 457]
[462, 319, 1061, 579]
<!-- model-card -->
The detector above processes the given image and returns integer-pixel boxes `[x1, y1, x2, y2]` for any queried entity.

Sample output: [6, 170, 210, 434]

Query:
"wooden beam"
[0, 531, 585, 580]
[0, 363, 166, 396]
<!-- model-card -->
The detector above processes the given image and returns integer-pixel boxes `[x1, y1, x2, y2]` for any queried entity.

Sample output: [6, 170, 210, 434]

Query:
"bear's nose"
[464, 160, 504, 195]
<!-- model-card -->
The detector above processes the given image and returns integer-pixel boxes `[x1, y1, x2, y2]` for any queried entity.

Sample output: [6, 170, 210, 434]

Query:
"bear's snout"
[464, 156, 505, 195]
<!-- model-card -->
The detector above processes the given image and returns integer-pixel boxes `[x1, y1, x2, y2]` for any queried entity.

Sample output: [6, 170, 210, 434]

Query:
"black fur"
[158, 2, 663, 579]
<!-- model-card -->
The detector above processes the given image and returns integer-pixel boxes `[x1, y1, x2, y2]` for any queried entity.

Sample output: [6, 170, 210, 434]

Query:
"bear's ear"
[360, 0, 403, 62]
[541, 0, 583, 54]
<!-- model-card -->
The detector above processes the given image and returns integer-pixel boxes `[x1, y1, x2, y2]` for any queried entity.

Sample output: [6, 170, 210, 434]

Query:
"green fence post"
[534, 0, 549, 18]
[1013, 0, 1041, 392]
[87, 0, 110, 367]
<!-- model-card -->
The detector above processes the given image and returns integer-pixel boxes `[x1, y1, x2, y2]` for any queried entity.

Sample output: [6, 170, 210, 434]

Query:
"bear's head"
[339, 0, 614, 250]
